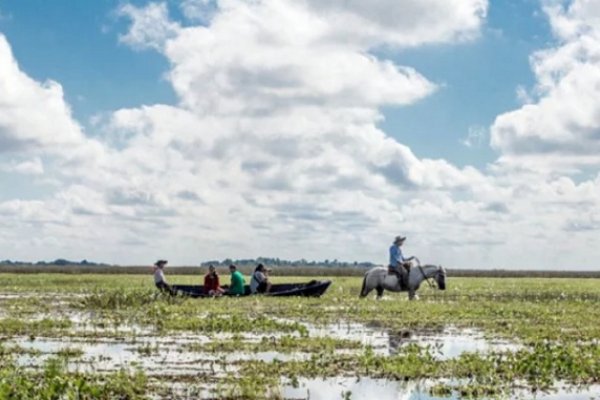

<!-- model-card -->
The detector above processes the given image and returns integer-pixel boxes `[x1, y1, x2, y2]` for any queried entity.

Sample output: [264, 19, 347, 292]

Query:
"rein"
[418, 265, 436, 289]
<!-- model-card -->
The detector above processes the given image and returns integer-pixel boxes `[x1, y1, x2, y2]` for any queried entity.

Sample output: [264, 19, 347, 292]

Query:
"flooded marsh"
[0, 274, 599, 399]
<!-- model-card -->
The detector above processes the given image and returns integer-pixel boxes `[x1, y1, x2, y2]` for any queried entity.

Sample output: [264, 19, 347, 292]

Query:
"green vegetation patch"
[184, 335, 363, 354]
[0, 318, 71, 336]
[234, 342, 600, 396]
[0, 357, 147, 400]
[160, 314, 309, 336]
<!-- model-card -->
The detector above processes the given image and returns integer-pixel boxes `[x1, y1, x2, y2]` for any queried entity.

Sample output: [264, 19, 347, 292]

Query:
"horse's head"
[436, 265, 446, 290]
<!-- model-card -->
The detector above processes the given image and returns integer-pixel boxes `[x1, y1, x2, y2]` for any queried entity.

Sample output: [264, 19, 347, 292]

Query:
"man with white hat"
[389, 236, 414, 289]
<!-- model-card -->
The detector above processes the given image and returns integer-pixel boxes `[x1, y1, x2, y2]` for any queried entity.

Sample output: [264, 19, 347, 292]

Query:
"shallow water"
[11, 314, 523, 373]
[11, 333, 307, 375]
[306, 321, 389, 353]
[282, 378, 600, 400]
[526, 386, 600, 400]
[306, 321, 520, 359]
[393, 327, 521, 360]
[283, 378, 429, 400]
[4, 311, 597, 400]
[17, 311, 521, 362]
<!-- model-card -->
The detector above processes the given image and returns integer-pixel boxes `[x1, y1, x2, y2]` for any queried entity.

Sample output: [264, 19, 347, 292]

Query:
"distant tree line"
[199, 257, 376, 269]
[0, 259, 109, 267]
[0, 257, 375, 270]
[0, 259, 599, 278]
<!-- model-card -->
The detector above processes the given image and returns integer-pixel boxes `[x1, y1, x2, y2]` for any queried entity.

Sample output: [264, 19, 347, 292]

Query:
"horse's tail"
[359, 272, 368, 298]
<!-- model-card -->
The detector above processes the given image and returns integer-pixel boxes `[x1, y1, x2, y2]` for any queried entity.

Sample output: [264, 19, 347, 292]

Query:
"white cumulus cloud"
[0, 35, 86, 153]
[5, 0, 600, 269]
[490, 0, 600, 170]
[117, 2, 181, 50]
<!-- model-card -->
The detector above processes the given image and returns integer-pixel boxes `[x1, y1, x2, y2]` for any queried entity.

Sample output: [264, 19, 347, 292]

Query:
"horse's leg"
[376, 286, 384, 299]
[408, 290, 416, 300]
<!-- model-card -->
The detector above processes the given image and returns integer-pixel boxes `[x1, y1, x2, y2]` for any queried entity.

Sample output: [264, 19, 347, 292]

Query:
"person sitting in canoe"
[250, 263, 272, 294]
[153, 260, 174, 295]
[228, 264, 246, 296]
[204, 265, 225, 296]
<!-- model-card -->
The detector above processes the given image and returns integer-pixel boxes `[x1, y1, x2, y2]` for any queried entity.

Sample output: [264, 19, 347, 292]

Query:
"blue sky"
[0, 0, 551, 167]
[0, 1, 177, 122]
[0, 0, 599, 268]
[382, 1, 553, 167]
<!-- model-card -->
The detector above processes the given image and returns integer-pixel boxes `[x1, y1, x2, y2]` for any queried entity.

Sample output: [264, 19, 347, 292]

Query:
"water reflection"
[283, 378, 600, 400]
[389, 327, 521, 360]
[307, 321, 520, 360]
[283, 378, 435, 400]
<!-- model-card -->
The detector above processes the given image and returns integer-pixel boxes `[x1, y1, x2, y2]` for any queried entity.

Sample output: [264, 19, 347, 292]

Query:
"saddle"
[388, 266, 409, 291]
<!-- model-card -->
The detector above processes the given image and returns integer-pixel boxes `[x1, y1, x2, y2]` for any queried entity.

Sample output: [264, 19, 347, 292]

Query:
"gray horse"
[359, 264, 446, 300]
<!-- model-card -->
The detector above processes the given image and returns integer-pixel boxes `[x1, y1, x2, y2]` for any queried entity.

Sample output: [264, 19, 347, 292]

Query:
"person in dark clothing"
[204, 265, 224, 296]
[250, 263, 272, 294]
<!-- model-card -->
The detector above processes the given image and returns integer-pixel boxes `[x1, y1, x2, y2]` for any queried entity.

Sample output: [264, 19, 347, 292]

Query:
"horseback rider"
[389, 235, 414, 289]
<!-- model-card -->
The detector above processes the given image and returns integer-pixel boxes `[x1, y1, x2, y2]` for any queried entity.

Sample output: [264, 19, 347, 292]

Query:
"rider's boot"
[388, 266, 404, 289]
[396, 270, 405, 289]
[402, 264, 411, 289]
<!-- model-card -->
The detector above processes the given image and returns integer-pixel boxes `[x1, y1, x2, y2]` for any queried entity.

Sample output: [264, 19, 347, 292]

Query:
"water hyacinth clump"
[0, 357, 147, 400]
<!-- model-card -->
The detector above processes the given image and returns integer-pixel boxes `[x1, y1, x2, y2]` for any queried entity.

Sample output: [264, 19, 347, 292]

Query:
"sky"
[0, 0, 599, 269]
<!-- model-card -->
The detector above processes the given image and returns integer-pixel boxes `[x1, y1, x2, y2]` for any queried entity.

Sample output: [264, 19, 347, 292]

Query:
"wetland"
[0, 273, 599, 399]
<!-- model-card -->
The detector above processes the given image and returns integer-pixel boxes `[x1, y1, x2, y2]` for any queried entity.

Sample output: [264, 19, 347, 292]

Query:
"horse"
[359, 263, 446, 300]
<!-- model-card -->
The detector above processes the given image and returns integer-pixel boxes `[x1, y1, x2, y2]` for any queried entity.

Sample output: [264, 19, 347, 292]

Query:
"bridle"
[415, 258, 438, 289]
[418, 266, 436, 289]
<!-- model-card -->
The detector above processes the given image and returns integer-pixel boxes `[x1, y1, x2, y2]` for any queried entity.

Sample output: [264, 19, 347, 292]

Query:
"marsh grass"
[160, 314, 309, 336]
[0, 318, 71, 336]
[184, 335, 363, 353]
[0, 357, 147, 399]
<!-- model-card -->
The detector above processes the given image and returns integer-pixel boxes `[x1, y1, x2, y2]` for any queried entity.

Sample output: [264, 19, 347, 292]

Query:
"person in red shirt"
[204, 265, 224, 296]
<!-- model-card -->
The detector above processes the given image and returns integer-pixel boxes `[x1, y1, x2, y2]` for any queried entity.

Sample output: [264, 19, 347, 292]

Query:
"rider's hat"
[394, 236, 406, 243]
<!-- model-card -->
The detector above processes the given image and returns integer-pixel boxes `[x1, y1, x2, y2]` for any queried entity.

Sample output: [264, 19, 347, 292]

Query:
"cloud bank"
[1, 0, 599, 269]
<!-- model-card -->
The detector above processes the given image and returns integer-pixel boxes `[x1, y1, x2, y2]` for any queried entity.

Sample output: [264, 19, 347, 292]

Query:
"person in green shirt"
[228, 264, 246, 295]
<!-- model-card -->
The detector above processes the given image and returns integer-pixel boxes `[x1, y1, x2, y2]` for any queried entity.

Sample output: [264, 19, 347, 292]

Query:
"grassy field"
[0, 273, 599, 399]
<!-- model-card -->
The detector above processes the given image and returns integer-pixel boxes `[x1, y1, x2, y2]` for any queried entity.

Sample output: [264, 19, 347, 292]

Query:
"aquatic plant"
[0, 357, 147, 399]
[184, 335, 361, 354]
